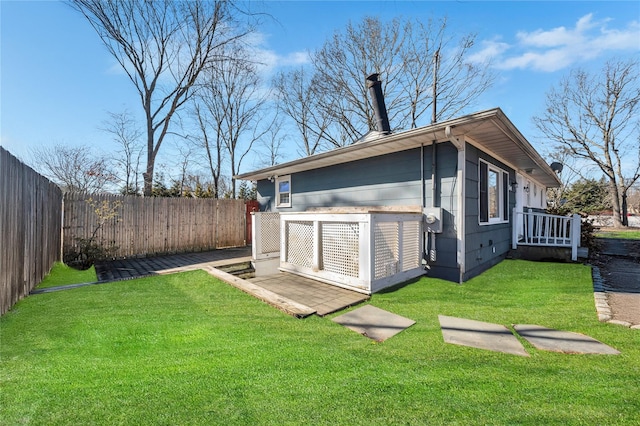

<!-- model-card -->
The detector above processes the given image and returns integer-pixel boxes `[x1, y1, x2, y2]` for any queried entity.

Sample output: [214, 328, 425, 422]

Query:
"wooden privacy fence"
[1, 147, 62, 315]
[63, 193, 246, 259]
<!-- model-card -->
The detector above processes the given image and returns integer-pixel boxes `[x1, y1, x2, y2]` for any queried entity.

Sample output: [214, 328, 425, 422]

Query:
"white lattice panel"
[401, 221, 421, 271]
[285, 221, 314, 269]
[260, 213, 281, 253]
[374, 222, 399, 279]
[320, 222, 360, 278]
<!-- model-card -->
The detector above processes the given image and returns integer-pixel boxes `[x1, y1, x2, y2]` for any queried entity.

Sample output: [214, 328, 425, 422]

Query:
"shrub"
[63, 197, 121, 270]
[63, 237, 118, 270]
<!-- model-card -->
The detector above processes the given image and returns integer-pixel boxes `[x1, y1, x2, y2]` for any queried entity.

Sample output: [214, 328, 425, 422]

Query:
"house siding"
[257, 149, 422, 211]
[463, 144, 516, 281]
[256, 142, 462, 282]
[422, 142, 460, 282]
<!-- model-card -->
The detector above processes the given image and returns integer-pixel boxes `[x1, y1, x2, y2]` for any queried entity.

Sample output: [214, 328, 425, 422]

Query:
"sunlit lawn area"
[35, 262, 97, 289]
[1, 260, 639, 425]
[595, 227, 640, 240]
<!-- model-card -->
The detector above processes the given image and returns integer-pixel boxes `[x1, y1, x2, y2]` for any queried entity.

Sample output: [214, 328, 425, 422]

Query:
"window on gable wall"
[479, 159, 509, 224]
[275, 175, 291, 208]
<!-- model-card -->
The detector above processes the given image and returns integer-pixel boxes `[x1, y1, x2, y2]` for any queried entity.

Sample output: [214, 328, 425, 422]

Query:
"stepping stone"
[439, 315, 529, 357]
[513, 324, 621, 355]
[332, 305, 415, 342]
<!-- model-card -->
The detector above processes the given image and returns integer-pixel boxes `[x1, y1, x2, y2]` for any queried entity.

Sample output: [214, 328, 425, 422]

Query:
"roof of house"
[236, 107, 561, 187]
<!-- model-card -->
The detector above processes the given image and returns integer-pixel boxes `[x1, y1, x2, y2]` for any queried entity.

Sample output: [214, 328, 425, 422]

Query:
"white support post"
[252, 212, 259, 260]
[512, 207, 518, 249]
[279, 215, 287, 264]
[312, 220, 321, 272]
[571, 213, 580, 261]
[359, 220, 371, 284]
[528, 212, 534, 243]
[397, 221, 404, 272]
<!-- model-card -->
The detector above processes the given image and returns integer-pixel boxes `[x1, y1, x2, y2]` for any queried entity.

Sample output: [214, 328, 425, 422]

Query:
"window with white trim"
[275, 175, 291, 208]
[479, 160, 509, 224]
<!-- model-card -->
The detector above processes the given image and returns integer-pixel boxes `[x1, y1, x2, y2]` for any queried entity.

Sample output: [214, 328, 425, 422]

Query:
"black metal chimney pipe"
[366, 73, 391, 133]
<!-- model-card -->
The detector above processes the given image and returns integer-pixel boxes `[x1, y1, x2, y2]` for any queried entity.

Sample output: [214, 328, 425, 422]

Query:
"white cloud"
[500, 49, 578, 73]
[467, 38, 510, 64]
[246, 30, 310, 76]
[481, 14, 640, 72]
[252, 48, 310, 74]
[517, 14, 597, 48]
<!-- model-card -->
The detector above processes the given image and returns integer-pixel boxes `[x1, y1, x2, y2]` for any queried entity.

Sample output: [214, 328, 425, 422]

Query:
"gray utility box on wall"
[423, 207, 443, 233]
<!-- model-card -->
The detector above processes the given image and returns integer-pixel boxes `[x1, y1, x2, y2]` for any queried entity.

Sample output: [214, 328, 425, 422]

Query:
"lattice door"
[260, 213, 280, 254]
[374, 222, 399, 279]
[285, 220, 314, 269]
[401, 221, 421, 271]
[320, 222, 360, 278]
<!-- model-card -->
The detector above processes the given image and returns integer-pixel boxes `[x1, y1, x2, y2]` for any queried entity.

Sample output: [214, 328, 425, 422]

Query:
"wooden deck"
[249, 273, 370, 316]
[94, 247, 252, 281]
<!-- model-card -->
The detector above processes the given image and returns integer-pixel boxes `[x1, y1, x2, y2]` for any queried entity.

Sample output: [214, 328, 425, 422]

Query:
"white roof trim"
[236, 108, 561, 187]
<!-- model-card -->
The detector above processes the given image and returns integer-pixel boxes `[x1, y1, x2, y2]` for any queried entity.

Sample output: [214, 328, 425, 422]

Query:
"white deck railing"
[512, 208, 581, 261]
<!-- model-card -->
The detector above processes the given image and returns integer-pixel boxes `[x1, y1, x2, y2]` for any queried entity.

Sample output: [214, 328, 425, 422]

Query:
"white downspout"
[420, 143, 428, 268]
[430, 141, 437, 263]
[457, 143, 466, 282]
[446, 126, 466, 283]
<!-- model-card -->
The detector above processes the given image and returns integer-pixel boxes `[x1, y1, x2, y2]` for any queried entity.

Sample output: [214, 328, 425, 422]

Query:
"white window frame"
[275, 175, 291, 208]
[479, 159, 509, 225]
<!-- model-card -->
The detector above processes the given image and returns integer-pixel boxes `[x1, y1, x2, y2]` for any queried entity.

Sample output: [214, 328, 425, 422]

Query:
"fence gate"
[245, 200, 260, 243]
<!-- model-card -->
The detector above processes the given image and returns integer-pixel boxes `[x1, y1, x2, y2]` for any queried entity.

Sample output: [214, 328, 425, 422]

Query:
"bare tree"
[542, 141, 613, 212]
[403, 18, 494, 127]
[310, 17, 405, 145]
[196, 43, 270, 197]
[69, 0, 253, 196]
[294, 16, 494, 147]
[191, 101, 225, 198]
[173, 142, 195, 197]
[257, 111, 288, 167]
[30, 144, 114, 193]
[272, 67, 332, 155]
[534, 59, 640, 228]
[101, 110, 143, 195]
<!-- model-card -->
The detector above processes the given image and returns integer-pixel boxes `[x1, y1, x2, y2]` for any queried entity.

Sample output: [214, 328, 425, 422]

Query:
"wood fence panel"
[63, 194, 245, 259]
[1, 147, 62, 315]
[217, 199, 246, 248]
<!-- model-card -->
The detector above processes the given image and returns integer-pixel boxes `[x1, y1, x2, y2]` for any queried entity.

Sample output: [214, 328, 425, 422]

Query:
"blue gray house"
[237, 79, 568, 292]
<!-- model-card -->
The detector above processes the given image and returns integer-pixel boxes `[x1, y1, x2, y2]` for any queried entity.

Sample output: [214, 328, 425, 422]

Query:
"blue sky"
[1, 0, 639, 176]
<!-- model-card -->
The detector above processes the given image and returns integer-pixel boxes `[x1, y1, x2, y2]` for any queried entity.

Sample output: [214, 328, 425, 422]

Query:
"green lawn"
[36, 262, 97, 289]
[2, 260, 639, 425]
[595, 228, 640, 240]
